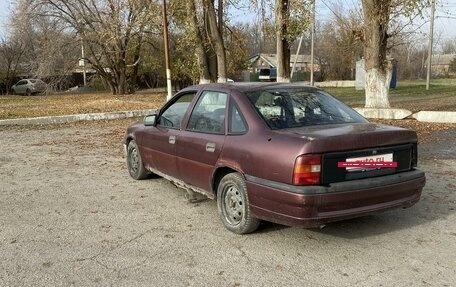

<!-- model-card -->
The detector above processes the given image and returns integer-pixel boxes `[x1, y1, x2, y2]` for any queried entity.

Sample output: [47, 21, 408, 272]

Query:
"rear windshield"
[245, 88, 368, 129]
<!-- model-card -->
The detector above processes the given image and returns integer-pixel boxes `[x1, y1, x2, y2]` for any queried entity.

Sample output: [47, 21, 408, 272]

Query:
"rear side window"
[245, 88, 367, 129]
[228, 103, 247, 134]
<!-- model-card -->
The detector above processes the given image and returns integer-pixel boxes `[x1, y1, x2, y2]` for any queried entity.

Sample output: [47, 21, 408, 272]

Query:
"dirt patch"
[0, 92, 166, 119]
[371, 119, 456, 144]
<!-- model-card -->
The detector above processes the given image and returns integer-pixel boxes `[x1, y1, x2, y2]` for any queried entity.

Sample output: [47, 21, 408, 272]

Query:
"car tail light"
[293, 154, 321, 185]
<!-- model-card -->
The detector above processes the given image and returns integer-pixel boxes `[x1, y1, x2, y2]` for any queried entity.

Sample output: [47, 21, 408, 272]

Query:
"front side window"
[187, 91, 227, 134]
[158, 92, 196, 128]
[245, 88, 367, 129]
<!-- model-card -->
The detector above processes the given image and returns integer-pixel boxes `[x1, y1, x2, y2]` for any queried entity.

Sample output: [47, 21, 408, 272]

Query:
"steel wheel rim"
[223, 185, 244, 225]
[129, 147, 140, 174]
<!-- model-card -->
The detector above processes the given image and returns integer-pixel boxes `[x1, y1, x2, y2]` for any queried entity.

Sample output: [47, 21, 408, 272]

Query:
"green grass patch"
[325, 82, 456, 112]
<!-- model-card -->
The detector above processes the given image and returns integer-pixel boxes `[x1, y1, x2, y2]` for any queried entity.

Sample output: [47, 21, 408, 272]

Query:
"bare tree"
[315, 7, 363, 81]
[439, 38, 456, 54]
[185, 0, 212, 83]
[203, 0, 227, 82]
[37, 0, 160, 95]
[0, 38, 25, 94]
[361, 0, 428, 108]
[275, 0, 311, 82]
[171, 0, 229, 83]
[2, 0, 79, 91]
[275, 0, 290, 82]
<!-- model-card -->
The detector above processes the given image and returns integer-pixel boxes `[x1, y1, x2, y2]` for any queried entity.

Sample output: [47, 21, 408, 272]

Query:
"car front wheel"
[217, 173, 260, 234]
[126, 140, 149, 180]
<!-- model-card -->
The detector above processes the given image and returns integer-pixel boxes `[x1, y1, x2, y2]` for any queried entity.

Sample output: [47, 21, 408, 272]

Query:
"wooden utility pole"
[426, 0, 436, 90]
[162, 0, 172, 100]
[310, 0, 315, 86]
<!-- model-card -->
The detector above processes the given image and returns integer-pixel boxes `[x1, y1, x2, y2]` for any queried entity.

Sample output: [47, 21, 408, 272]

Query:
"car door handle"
[169, 136, 176, 144]
[206, 143, 216, 153]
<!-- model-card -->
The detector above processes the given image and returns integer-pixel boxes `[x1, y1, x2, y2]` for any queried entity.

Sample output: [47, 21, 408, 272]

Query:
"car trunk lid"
[274, 123, 417, 184]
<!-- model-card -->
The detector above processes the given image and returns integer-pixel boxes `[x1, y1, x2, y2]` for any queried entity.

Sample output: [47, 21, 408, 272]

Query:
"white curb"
[354, 108, 413, 120]
[0, 109, 156, 126]
[412, 111, 456, 123]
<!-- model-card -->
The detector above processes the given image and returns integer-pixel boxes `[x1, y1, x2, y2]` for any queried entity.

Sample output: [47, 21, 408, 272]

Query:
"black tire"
[217, 173, 260, 234]
[126, 140, 149, 180]
[25, 89, 31, 96]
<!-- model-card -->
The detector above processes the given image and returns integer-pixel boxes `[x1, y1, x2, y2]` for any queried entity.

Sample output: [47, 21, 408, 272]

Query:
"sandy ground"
[0, 121, 455, 286]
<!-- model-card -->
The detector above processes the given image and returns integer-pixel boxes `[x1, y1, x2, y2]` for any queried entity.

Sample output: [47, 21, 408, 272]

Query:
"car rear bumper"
[245, 169, 425, 227]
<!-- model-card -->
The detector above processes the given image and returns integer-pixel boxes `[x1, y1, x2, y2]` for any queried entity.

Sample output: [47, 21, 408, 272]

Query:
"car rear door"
[140, 92, 197, 178]
[176, 90, 228, 191]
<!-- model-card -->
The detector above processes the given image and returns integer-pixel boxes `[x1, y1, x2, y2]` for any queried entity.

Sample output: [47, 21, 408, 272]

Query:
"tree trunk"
[187, 0, 211, 83]
[204, 0, 227, 82]
[365, 63, 393, 108]
[204, 9, 217, 82]
[362, 0, 392, 108]
[276, 0, 290, 83]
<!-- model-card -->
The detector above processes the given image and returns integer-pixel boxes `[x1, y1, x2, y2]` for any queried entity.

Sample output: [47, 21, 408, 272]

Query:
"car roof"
[182, 82, 320, 93]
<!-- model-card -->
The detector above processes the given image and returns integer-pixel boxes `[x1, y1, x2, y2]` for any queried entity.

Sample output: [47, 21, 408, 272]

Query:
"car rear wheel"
[126, 140, 149, 180]
[217, 173, 260, 234]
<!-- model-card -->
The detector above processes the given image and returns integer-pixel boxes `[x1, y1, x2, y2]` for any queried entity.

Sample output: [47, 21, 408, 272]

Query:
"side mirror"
[144, 114, 157, 126]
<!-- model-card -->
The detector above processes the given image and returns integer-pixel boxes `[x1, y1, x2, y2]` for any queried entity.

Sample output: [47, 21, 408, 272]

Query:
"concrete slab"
[0, 109, 156, 126]
[354, 108, 413, 120]
[315, 80, 355, 88]
[412, 111, 456, 123]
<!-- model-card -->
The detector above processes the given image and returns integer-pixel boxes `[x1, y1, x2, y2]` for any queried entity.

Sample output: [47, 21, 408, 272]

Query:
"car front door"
[141, 92, 197, 178]
[14, 80, 27, 94]
[177, 90, 228, 191]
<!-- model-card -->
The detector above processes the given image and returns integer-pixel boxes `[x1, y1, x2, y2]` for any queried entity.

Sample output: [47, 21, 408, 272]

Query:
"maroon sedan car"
[124, 83, 425, 234]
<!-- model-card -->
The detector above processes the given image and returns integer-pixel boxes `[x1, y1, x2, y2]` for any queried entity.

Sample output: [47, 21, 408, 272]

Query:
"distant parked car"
[12, 79, 47, 96]
[259, 67, 277, 82]
[124, 83, 425, 234]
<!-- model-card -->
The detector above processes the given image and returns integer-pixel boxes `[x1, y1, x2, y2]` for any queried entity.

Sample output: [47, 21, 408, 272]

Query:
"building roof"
[248, 53, 313, 67]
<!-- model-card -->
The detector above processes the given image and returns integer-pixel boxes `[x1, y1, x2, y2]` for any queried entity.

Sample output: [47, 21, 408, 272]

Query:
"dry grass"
[0, 91, 167, 120]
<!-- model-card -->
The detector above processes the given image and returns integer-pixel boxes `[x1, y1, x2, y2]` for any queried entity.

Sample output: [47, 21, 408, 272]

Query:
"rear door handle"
[206, 143, 215, 153]
[169, 135, 176, 144]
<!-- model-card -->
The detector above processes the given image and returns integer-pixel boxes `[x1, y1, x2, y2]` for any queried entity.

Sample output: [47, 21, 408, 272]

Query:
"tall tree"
[276, 0, 290, 82]
[203, 0, 227, 82]
[172, 0, 228, 83]
[185, 0, 211, 83]
[39, 0, 159, 95]
[275, 0, 311, 82]
[361, 0, 428, 108]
